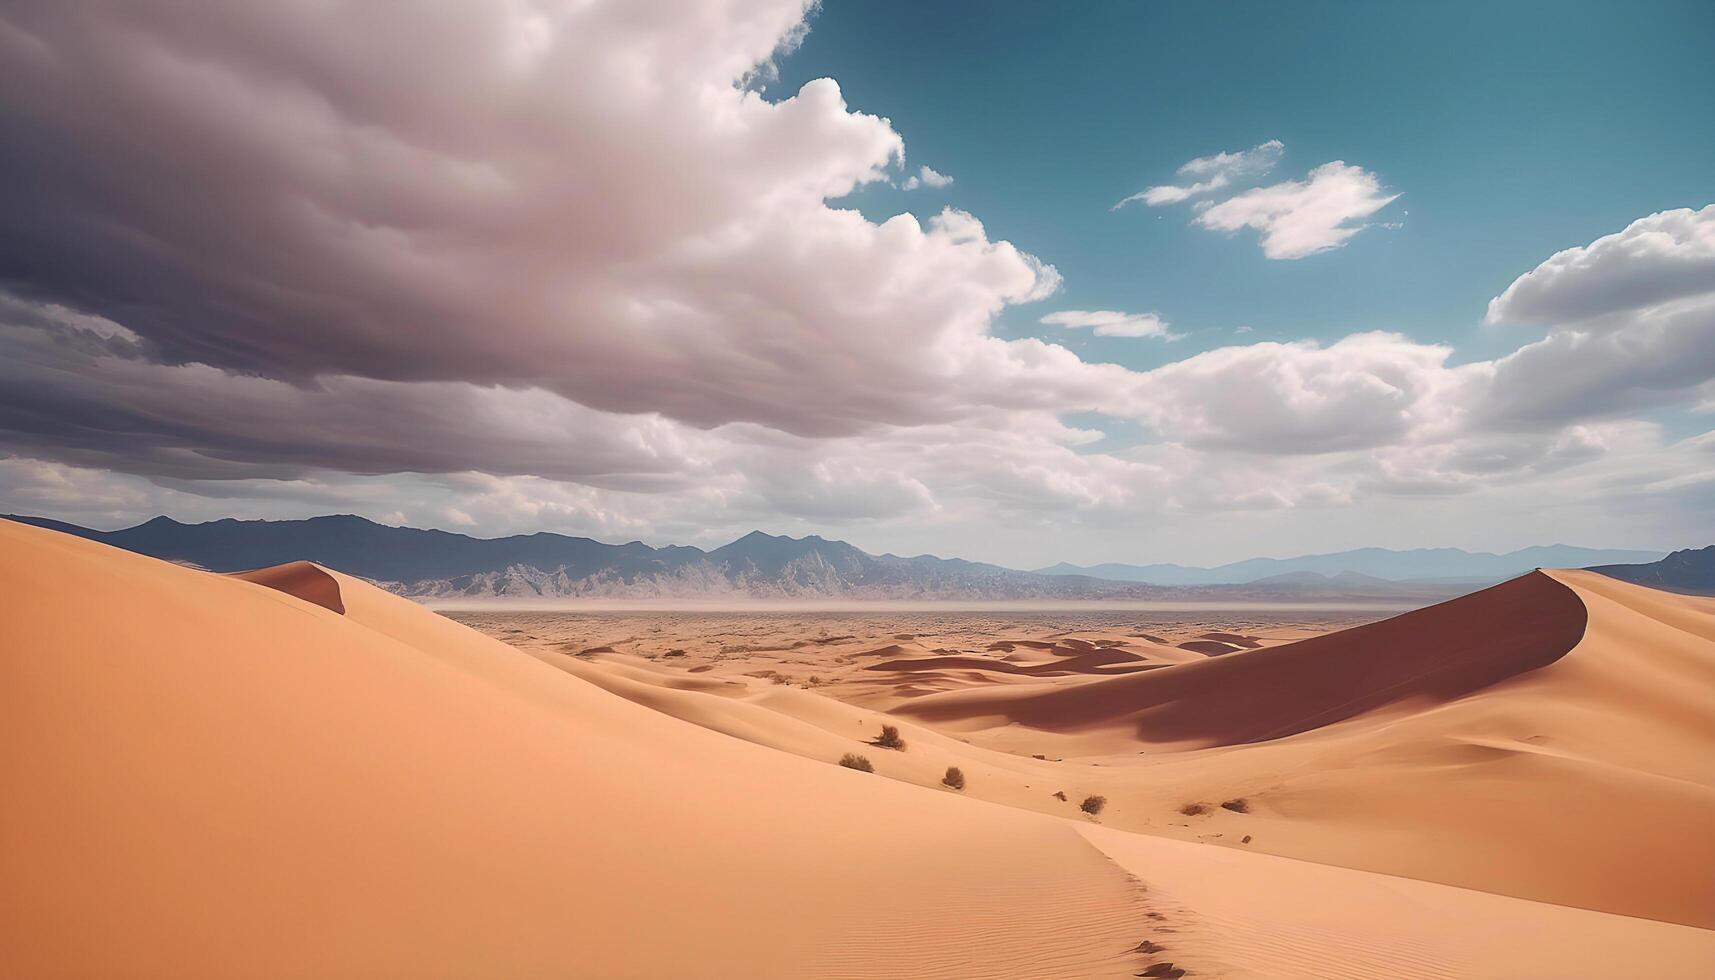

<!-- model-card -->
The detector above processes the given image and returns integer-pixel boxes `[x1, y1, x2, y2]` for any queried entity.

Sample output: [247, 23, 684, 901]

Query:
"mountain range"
[3, 514, 1153, 601]
[1587, 546, 1715, 596]
[1, 513, 1677, 601]
[1035, 544, 1666, 586]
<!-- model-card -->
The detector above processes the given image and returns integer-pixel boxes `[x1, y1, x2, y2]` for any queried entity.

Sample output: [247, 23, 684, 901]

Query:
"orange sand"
[3, 517, 1713, 977]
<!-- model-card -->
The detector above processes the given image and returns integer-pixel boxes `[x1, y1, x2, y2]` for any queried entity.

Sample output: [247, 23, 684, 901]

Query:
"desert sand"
[4, 516, 1713, 978]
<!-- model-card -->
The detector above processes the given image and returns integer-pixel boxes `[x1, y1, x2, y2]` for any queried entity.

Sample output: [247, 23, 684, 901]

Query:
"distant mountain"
[1588, 546, 1715, 596]
[1036, 544, 1667, 586]
[1, 514, 1162, 601]
[11, 513, 1629, 603]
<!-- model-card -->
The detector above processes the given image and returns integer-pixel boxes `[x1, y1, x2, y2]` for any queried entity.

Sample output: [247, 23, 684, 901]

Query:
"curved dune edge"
[230, 560, 346, 614]
[894, 571, 1589, 748]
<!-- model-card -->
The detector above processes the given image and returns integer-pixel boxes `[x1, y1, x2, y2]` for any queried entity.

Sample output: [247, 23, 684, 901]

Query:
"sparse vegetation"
[1220, 798, 1249, 813]
[1052, 790, 1068, 801]
[872, 724, 906, 750]
[1178, 802, 1208, 816]
[1080, 794, 1107, 816]
[942, 766, 965, 790]
[838, 753, 874, 772]
[662, 648, 686, 658]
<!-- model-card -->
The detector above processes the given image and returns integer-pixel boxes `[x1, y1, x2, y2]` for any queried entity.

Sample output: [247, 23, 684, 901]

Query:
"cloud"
[1475, 206, 1715, 428]
[0, 2, 1704, 564]
[1113, 139, 1282, 209]
[1193, 162, 1400, 259]
[1486, 205, 1715, 326]
[0, 0, 1060, 439]
[1040, 309, 1175, 339]
[1129, 332, 1481, 453]
[902, 165, 954, 190]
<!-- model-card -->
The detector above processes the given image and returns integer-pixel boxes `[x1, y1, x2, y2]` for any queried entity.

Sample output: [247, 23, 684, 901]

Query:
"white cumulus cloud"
[902, 165, 955, 190]
[1486, 205, 1715, 326]
[1193, 161, 1400, 259]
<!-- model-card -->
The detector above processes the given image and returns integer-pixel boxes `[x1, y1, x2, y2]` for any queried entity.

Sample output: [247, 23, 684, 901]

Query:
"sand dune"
[1081, 826, 1715, 979]
[230, 560, 346, 614]
[4, 518, 1713, 977]
[866, 644, 1157, 676]
[895, 572, 1589, 748]
[514, 564, 1715, 931]
[0, 520, 1149, 978]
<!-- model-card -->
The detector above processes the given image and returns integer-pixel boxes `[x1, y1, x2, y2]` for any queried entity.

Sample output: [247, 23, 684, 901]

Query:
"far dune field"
[4, 517, 1713, 978]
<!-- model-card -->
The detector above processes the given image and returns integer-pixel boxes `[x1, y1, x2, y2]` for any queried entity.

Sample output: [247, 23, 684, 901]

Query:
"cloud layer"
[0, 2, 1706, 564]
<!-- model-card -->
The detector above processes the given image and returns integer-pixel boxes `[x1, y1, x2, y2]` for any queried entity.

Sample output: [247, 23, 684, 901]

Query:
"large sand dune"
[894, 572, 1590, 747]
[4, 518, 1713, 977]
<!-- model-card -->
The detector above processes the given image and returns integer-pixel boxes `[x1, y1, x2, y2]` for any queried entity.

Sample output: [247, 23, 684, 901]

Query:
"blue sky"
[0, 0, 1710, 566]
[780, 0, 1714, 370]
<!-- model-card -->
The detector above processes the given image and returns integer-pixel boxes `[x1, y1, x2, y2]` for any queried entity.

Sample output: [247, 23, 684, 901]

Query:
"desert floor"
[5, 517, 1713, 978]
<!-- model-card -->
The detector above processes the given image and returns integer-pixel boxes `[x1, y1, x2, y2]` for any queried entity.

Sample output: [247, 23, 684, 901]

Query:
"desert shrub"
[942, 766, 965, 790]
[1179, 802, 1208, 816]
[873, 724, 906, 750]
[838, 753, 874, 773]
[662, 648, 686, 658]
[1052, 790, 1068, 801]
[1220, 798, 1249, 813]
[1080, 795, 1107, 816]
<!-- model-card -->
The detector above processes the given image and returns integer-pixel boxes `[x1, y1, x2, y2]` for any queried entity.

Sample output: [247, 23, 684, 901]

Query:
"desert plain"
[4, 517, 1714, 978]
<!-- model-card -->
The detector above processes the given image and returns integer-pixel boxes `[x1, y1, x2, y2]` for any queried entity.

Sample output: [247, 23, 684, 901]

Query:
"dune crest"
[896, 571, 1588, 748]
[230, 560, 346, 614]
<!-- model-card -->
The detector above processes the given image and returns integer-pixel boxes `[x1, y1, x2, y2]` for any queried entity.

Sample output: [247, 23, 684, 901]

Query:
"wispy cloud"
[1113, 139, 1283, 210]
[1040, 309, 1177, 339]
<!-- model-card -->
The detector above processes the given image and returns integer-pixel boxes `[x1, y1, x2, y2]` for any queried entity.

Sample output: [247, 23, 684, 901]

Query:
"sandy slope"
[1080, 826, 1715, 979]
[893, 572, 1589, 748]
[522, 568, 1715, 931]
[4, 518, 1714, 978]
[0, 520, 1150, 978]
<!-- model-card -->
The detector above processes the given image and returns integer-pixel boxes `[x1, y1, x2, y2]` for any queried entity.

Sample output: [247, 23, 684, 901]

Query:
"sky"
[0, 0, 1711, 568]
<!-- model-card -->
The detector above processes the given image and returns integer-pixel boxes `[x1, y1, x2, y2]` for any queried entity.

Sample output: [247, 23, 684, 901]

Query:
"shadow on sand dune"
[897, 571, 1588, 748]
